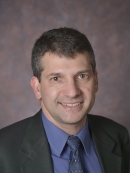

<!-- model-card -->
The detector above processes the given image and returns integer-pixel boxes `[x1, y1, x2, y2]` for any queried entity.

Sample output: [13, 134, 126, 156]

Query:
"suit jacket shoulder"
[88, 114, 130, 173]
[0, 110, 53, 173]
[88, 114, 129, 141]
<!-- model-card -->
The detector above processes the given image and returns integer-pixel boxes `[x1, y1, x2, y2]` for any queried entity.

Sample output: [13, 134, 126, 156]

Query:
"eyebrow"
[75, 69, 92, 75]
[46, 73, 62, 78]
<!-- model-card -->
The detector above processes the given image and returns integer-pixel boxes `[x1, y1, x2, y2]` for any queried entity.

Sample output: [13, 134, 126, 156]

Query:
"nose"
[63, 79, 81, 98]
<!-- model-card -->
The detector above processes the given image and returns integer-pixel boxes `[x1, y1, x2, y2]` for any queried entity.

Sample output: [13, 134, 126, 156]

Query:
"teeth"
[62, 103, 80, 107]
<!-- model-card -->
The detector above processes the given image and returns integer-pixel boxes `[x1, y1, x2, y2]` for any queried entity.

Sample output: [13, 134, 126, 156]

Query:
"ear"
[30, 76, 41, 100]
[94, 70, 98, 92]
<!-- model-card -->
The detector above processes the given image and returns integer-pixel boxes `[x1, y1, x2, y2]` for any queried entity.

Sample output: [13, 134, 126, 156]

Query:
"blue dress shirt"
[42, 112, 102, 173]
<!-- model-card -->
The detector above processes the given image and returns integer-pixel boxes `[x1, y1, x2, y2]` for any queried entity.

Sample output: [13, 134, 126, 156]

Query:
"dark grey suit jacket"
[0, 110, 130, 173]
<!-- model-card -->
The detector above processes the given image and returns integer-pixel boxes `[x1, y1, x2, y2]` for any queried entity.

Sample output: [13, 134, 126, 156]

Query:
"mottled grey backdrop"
[0, 0, 130, 133]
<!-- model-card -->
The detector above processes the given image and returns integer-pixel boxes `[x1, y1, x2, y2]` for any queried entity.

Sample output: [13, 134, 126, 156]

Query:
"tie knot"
[67, 136, 80, 151]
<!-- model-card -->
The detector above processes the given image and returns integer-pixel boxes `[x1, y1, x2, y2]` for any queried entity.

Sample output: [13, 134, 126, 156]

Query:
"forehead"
[41, 52, 92, 71]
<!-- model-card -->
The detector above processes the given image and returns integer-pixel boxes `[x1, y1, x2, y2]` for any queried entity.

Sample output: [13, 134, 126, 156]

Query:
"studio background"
[0, 0, 130, 134]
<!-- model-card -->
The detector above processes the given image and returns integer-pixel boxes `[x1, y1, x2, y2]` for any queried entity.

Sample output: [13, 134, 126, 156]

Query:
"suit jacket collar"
[19, 110, 54, 173]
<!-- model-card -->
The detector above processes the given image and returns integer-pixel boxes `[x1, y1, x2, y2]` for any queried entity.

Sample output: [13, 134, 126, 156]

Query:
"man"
[0, 27, 129, 173]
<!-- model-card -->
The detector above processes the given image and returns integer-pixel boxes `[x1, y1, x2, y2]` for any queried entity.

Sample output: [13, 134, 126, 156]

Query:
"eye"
[51, 76, 60, 81]
[78, 74, 88, 79]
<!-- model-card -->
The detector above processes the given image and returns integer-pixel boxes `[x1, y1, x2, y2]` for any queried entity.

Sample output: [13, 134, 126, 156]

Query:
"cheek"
[82, 83, 96, 96]
[41, 86, 60, 101]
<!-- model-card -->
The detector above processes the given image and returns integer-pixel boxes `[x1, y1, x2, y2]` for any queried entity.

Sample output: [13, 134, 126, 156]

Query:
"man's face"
[31, 52, 98, 134]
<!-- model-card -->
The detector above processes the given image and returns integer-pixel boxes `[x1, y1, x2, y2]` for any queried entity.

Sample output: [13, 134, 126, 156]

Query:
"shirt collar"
[41, 112, 91, 156]
[42, 112, 68, 157]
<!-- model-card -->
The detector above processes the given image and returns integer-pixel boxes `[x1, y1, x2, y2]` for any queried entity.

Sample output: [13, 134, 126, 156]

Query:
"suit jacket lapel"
[88, 114, 122, 173]
[19, 110, 54, 173]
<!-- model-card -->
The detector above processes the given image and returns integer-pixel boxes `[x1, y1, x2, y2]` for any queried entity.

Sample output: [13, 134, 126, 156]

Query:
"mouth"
[59, 102, 83, 110]
[61, 102, 81, 107]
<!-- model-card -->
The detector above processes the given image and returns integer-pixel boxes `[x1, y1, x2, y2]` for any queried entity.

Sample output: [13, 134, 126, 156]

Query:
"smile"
[61, 102, 82, 107]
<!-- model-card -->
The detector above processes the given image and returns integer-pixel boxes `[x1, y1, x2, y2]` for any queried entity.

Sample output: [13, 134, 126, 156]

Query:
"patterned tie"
[67, 135, 85, 173]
